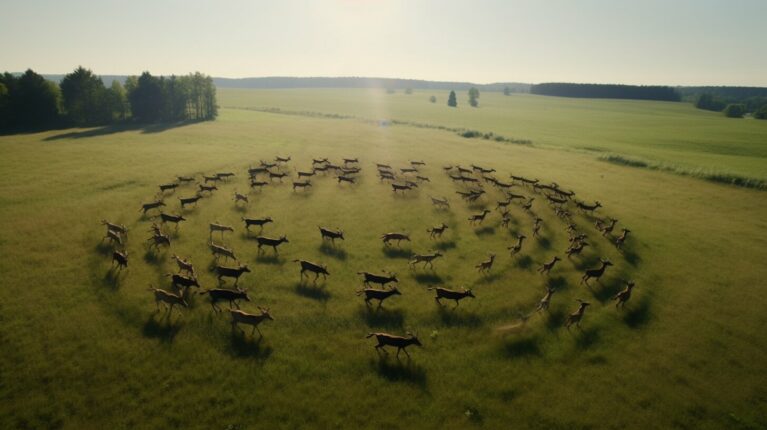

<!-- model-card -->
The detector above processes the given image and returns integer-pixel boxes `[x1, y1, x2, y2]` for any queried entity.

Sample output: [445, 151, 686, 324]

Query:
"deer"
[379, 171, 396, 182]
[535, 287, 556, 312]
[215, 264, 251, 285]
[410, 160, 426, 166]
[102, 229, 123, 246]
[468, 209, 491, 225]
[456, 166, 472, 175]
[426, 223, 448, 239]
[269, 171, 289, 182]
[357, 286, 401, 309]
[409, 251, 443, 269]
[198, 184, 218, 194]
[506, 192, 526, 202]
[496, 198, 513, 212]
[179, 194, 202, 208]
[255, 235, 289, 253]
[243, 216, 273, 232]
[483, 175, 499, 185]
[166, 273, 201, 290]
[494, 180, 514, 190]
[210, 242, 237, 262]
[319, 227, 344, 244]
[357, 271, 399, 288]
[596, 218, 618, 236]
[340, 167, 361, 175]
[391, 183, 413, 193]
[296, 169, 316, 179]
[576, 200, 602, 215]
[337, 175, 355, 185]
[148, 285, 188, 314]
[367, 332, 422, 358]
[275, 155, 291, 164]
[429, 196, 450, 209]
[147, 233, 170, 251]
[522, 198, 535, 213]
[216, 172, 236, 181]
[565, 300, 591, 329]
[472, 164, 495, 174]
[538, 256, 562, 275]
[233, 191, 249, 205]
[198, 287, 250, 312]
[260, 160, 277, 169]
[566, 241, 589, 258]
[294, 259, 330, 283]
[429, 287, 475, 307]
[343, 157, 359, 165]
[313, 157, 329, 166]
[532, 218, 543, 237]
[375, 163, 392, 170]
[209, 222, 234, 239]
[148, 222, 162, 236]
[203, 174, 220, 184]
[500, 210, 512, 228]
[230, 307, 273, 338]
[508, 234, 526, 256]
[140, 200, 165, 215]
[171, 254, 195, 276]
[159, 183, 179, 193]
[159, 213, 186, 228]
[416, 175, 430, 183]
[381, 232, 410, 247]
[176, 175, 195, 183]
[457, 176, 480, 184]
[101, 220, 128, 237]
[400, 167, 418, 174]
[546, 194, 568, 206]
[581, 259, 613, 286]
[248, 166, 269, 177]
[475, 253, 496, 273]
[613, 281, 635, 308]
[249, 180, 268, 190]
[615, 228, 631, 250]
[112, 250, 128, 271]
[292, 180, 312, 191]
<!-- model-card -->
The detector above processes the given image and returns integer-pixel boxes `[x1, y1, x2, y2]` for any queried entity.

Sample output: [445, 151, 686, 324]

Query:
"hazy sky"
[2, 0, 765, 85]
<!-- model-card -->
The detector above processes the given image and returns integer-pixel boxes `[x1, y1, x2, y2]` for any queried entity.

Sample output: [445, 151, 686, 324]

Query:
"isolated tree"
[60, 66, 111, 125]
[429, 95, 437, 103]
[468, 87, 480, 107]
[723, 103, 746, 118]
[447, 90, 457, 107]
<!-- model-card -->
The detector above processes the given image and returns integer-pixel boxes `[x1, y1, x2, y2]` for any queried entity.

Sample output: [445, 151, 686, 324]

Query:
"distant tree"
[128, 72, 163, 122]
[503, 86, 511, 96]
[755, 105, 767, 120]
[723, 103, 746, 118]
[447, 90, 457, 107]
[10, 69, 61, 129]
[106, 80, 128, 120]
[60, 66, 112, 125]
[695, 93, 726, 112]
[405, 88, 413, 95]
[468, 87, 479, 107]
[429, 95, 437, 103]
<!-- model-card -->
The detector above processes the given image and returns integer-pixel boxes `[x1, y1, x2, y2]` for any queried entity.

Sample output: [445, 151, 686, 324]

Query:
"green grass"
[1, 97, 766, 429]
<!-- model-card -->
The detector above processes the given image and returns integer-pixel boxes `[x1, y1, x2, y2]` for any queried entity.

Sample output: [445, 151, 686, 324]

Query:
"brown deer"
[337, 175, 355, 185]
[203, 174, 220, 183]
[140, 200, 166, 215]
[596, 218, 618, 236]
[159, 213, 186, 228]
[535, 287, 555, 312]
[532, 218, 543, 237]
[379, 171, 396, 182]
[233, 191, 249, 205]
[176, 175, 195, 183]
[381, 232, 410, 247]
[269, 171, 289, 182]
[429, 287, 475, 307]
[475, 253, 496, 273]
[101, 220, 128, 236]
[275, 155, 291, 164]
[367, 332, 422, 358]
[565, 300, 590, 329]
[500, 210, 511, 228]
[198, 184, 218, 194]
[198, 287, 250, 312]
[171, 254, 195, 276]
[112, 250, 128, 271]
[249, 180, 268, 190]
[159, 183, 179, 193]
[429, 196, 450, 209]
[166, 273, 201, 290]
[508, 234, 526, 256]
[216, 172, 236, 180]
[179, 194, 202, 208]
[566, 241, 589, 258]
[410, 160, 426, 166]
[613, 280, 635, 309]
[215, 264, 251, 285]
[243, 216, 273, 232]
[148, 285, 188, 314]
[255, 235, 289, 253]
[506, 192, 526, 202]
[230, 307, 273, 338]
[313, 157, 330, 166]
[248, 166, 269, 176]
[391, 183, 413, 193]
[576, 200, 602, 215]
[456, 166, 472, 175]
[581, 259, 613, 286]
[209, 222, 234, 239]
[210, 242, 237, 262]
[416, 175, 430, 183]
[426, 223, 448, 239]
[147, 233, 170, 251]
[357, 271, 399, 288]
[357, 286, 401, 309]
[409, 251, 443, 269]
[496, 198, 513, 212]
[538, 256, 561, 275]
[294, 259, 330, 283]
[319, 227, 344, 244]
[522, 198, 534, 212]
[468, 209, 491, 225]
[343, 157, 359, 165]
[102, 229, 123, 246]
[615, 228, 631, 250]
[297, 169, 316, 179]
[260, 160, 277, 168]
[400, 167, 418, 174]
[292, 180, 312, 191]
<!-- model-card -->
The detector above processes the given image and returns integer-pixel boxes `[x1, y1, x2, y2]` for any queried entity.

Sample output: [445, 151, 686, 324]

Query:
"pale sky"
[2, 0, 765, 86]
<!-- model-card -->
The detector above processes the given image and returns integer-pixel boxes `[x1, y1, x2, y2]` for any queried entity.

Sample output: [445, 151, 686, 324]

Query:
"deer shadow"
[412, 272, 444, 284]
[622, 296, 652, 328]
[43, 120, 199, 140]
[474, 225, 495, 236]
[592, 275, 630, 304]
[572, 253, 602, 271]
[623, 249, 642, 267]
[294, 282, 331, 302]
[319, 243, 347, 260]
[382, 247, 411, 259]
[229, 331, 274, 360]
[142, 314, 183, 343]
[94, 242, 114, 256]
[514, 255, 534, 270]
[358, 307, 405, 328]
[500, 334, 542, 358]
[255, 254, 282, 265]
[477, 270, 504, 284]
[436, 306, 483, 327]
[102, 268, 125, 289]
[536, 237, 552, 250]
[571, 326, 600, 350]
[371, 357, 428, 389]
[546, 276, 569, 291]
[143, 249, 165, 265]
[434, 240, 457, 251]
[544, 308, 567, 332]
[232, 204, 248, 213]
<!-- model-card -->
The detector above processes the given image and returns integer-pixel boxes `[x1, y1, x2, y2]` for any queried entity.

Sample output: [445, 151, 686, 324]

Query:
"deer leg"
[454, 299, 460, 308]
[435, 297, 442, 306]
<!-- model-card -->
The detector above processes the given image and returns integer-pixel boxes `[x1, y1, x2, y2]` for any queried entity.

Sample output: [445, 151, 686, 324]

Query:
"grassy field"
[1, 94, 766, 429]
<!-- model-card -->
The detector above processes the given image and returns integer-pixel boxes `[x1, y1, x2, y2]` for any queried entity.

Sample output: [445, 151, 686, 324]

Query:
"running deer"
[337, 175, 355, 185]
[269, 171, 289, 182]
[297, 169, 316, 179]
[198, 287, 250, 312]
[294, 259, 330, 283]
[538, 256, 561, 275]
[429, 196, 450, 209]
[375, 162, 392, 170]
[410, 160, 426, 166]
[249, 180, 269, 190]
[508, 234, 526, 256]
[566, 241, 589, 258]
[230, 307, 273, 338]
[209, 222, 234, 239]
[613, 281, 635, 308]
[159, 183, 179, 193]
[581, 259, 613, 286]
[429, 287, 475, 307]
[565, 300, 591, 329]
[179, 194, 202, 208]
[391, 183, 413, 193]
[210, 242, 237, 262]
[260, 160, 277, 169]
[496, 198, 513, 212]
[409, 251, 443, 269]
[216, 172, 236, 180]
[357, 286, 401, 309]
[596, 218, 618, 236]
[379, 171, 396, 182]
[416, 175, 430, 183]
[500, 210, 511, 228]
[149, 285, 188, 314]
[112, 250, 128, 271]
[357, 271, 399, 288]
[176, 175, 195, 183]
[215, 264, 251, 285]
[313, 157, 329, 166]
[343, 157, 359, 165]
[292, 180, 312, 191]
[367, 332, 422, 358]
[536, 287, 555, 312]
[546, 194, 568, 206]
[275, 155, 291, 164]
[381, 232, 410, 247]
[140, 200, 166, 215]
[576, 200, 602, 215]
[159, 213, 186, 228]
[319, 227, 344, 244]
[475, 253, 496, 273]
[243, 216, 273, 232]
[248, 166, 268, 176]
[532, 218, 543, 237]
[102, 229, 123, 246]
[101, 220, 128, 236]
[472, 164, 495, 174]
[456, 166, 472, 175]
[615, 228, 631, 250]
[340, 167, 361, 175]
[171, 254, 195, 276]
[468, 209, 491, 225]
[166, 273, 201, 290]
[400, 167, 418, 174]
[255, 235, 289, 253]
[147, 233, 170, 251]
[506, 192, 526, 202]
[233, 191, 249, 205]
[198, 184, 218, 194]
[522, 198, 534, 212]
[426, 223, 448, 239]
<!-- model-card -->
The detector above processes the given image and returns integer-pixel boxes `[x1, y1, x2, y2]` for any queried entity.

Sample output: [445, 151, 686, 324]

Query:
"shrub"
[723, 104, 746, 118]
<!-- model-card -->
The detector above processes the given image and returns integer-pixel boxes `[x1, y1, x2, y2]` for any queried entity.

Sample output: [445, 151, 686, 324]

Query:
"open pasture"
[1, 103, 766, 429]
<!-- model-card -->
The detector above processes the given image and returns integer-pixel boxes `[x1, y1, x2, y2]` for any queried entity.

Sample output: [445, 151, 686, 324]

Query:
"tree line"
[693, 91, 767, 119]
[0, 67, 217, 132]
[530, 83, 681, 102]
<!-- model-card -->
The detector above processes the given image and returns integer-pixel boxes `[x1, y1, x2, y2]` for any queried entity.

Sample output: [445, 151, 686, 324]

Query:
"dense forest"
[680, 86, 767, 118]
[0, 67, 217, 132]
[530, 83, 681, 101]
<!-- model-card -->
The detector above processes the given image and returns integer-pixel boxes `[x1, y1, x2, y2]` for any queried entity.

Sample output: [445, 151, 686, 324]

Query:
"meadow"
[0, 91, 766, 429]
